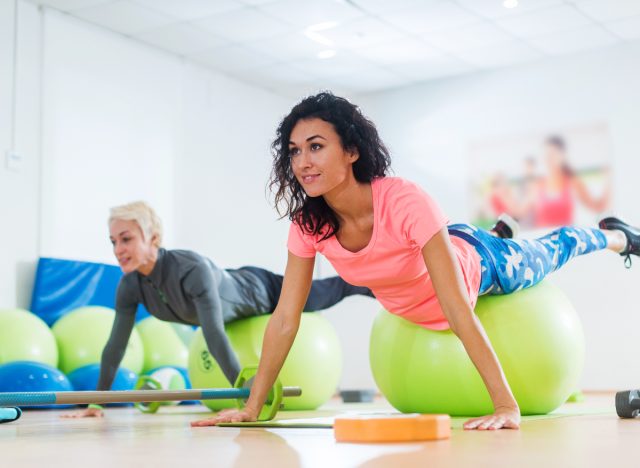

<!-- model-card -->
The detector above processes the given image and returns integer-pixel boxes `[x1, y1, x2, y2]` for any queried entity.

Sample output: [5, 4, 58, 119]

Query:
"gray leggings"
[238, 266, 375, 312]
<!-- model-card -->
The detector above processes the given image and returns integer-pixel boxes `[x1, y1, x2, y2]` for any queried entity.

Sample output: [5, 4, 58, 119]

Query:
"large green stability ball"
[188, 313, 342, 411]
[370, 281, 585, 416]
[136, 317, 189, 373]
[52, 306, 144, 374]
[0, 308, 58, 367]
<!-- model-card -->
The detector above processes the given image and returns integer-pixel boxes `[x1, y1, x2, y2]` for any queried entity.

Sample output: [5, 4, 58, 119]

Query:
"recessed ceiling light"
[317, 50, 336, 59]
[503, 0, 518, 8]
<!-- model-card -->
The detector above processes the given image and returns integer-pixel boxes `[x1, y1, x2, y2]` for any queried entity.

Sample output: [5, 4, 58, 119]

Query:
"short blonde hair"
[109, 201, 163, 247]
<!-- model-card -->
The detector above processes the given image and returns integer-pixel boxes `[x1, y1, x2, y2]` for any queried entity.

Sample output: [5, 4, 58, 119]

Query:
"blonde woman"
[67, 201, 372, 418]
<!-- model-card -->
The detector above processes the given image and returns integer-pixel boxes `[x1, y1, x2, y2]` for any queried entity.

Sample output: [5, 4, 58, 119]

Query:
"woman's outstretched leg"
[449, 222, 633, 296]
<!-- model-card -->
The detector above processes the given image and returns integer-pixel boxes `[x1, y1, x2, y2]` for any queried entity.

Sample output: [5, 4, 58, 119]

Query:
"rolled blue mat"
[0, 407, 22, 424]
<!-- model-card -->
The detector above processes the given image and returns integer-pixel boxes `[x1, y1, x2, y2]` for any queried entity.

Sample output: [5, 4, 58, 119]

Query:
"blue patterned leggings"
[448, 224, 608, 295]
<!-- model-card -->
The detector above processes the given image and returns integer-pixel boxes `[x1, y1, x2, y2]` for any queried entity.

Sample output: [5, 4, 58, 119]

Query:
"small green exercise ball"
[188, 313, 342, 411]
[370, 281, 585, 416]
[135, 366, 188, 413]
[52, 306, 144, 374]
[136, 317, 189, 373]
[0, 308, 58, 367]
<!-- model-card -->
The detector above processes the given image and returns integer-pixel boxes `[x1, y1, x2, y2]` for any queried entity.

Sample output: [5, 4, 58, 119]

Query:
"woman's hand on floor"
[61, 407, 104, 418]
[463, 406, 521, 430]
[190, 407, 259, 427]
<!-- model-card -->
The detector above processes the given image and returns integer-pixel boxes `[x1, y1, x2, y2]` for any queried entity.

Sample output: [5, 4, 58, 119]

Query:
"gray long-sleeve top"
[97, 248, 272, 390]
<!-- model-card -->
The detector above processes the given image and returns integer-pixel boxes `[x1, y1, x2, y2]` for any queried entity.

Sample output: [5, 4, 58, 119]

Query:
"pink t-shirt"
[287, 177, 481, 330]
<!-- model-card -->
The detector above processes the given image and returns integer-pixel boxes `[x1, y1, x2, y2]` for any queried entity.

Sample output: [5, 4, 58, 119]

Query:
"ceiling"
[26, 0, 640, 96]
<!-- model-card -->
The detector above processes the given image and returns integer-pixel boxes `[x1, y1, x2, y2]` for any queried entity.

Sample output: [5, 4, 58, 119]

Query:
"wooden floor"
[2, 392, 638, 467]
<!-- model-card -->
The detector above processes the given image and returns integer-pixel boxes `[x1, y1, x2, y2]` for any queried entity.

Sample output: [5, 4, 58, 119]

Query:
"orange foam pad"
[334, 414, 451, 443]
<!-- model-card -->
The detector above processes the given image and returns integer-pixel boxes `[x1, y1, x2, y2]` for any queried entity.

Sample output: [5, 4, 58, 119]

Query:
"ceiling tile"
[246, 33, 329, 62]
[455, 0, 564, 19]
[289, 50, 375, 79]
[190, 44, 279, 72]
[348, 0, 426, 16]
[240, 80, 319, 99]
[526, 24, 620, 55]
[326, 67, 411, 94]
[248, 63, 316, 84]
[30, 0, 637, 95]
[231, 63, 319, 97]
[257, 0, 364, 28]
[132, 0, 243, 21]
[195, 7, 293, 42]
[224, 63, 319, 97]
[390, 55, 475, 81]
[571, 0, 640, 22]
[135, 23, 229, 55]
[72, 1, 176, 35]
[352, 37, 441, 64]
[603, 15, 640, 40]
[27, 0, 113, 12]
[279, 83, 330, 98]
[495, 5, 594, 38]
[384, 1, 481, 35]
[453, 41, 544, 68]
[238, 0, 281, 5]
[320, 17, 406, 49]
[421, 21, 514, 53]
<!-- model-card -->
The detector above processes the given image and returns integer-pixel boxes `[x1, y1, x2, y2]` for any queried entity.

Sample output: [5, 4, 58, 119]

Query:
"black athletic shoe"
[598, 216, 640, 268]
[490, 213, 520, 239]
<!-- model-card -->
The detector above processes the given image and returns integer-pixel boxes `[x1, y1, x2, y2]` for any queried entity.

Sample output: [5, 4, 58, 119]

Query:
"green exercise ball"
[370, 281, 585, 416]
[136, 317, 189, 373]
[0, 308, 58, 367]
[188, 328, 235, 411]
[170, 323, 196, 346]
[52, 306, 144, 374]
[188, 313, 342, 411]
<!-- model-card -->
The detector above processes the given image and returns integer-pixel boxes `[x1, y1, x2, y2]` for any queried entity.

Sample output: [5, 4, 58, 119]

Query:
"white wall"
[0, 0, 40, 308]
[355, 42, 640, 390]
[0, 0, 17, 306]
[40, 10, 180, 263]
[38, 10, 294, 272]
[174, 64, 289, 272]
[0, 6, 292, 295]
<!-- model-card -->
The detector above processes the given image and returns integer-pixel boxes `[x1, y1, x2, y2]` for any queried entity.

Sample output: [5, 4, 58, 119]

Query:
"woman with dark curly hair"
[192, 92, 639, 430]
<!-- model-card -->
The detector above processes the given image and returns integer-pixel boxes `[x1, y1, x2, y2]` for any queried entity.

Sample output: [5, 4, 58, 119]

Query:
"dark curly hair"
[269, 92, 392, 240]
